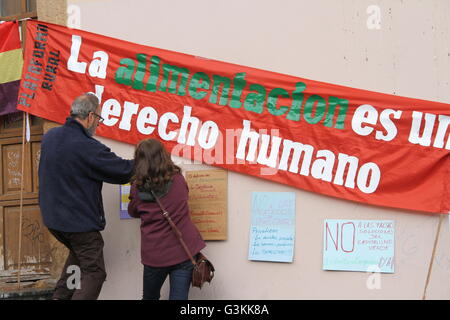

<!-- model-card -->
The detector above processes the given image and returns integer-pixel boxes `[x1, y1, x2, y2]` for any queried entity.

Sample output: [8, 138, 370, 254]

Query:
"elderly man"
[39, 92, 134, 300]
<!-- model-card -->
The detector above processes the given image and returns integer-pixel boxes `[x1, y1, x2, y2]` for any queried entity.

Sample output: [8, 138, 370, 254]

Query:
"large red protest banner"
[17, 21, 449, 214]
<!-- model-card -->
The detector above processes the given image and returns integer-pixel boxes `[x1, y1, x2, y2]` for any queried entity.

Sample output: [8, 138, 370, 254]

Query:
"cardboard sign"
[186, 170, 228, 240]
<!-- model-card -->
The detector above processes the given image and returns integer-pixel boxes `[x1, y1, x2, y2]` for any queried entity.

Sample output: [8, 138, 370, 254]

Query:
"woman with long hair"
[128, 138, 206, 300]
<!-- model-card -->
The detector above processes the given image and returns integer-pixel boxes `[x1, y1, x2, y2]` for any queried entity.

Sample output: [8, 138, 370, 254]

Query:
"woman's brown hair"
[131, 138, 181, 193]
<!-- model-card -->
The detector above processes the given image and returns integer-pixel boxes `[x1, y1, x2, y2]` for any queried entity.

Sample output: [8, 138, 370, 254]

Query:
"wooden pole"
[17, 113, 27, 289]
[422, 214, 444, 300]
[17, 0, 27, 287]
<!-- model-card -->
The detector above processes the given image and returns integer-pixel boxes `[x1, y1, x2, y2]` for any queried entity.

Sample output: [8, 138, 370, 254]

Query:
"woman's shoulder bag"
[150, 190, 215, 289]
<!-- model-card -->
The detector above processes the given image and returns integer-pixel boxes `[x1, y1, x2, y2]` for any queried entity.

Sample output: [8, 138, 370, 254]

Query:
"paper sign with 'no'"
[323, 219, 395, 273]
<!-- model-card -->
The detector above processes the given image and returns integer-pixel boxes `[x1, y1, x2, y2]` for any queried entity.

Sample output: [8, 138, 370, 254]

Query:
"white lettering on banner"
[119, 101, 139, 131]
[434, 115, 450, 149]
[279, 139, 314, 175]
[67, 35, 86, 73]
[409, 111, 436, 147]
[98, 93, 381, 193]
[100, 101, 219, 148]
[352, 105, 449, 149]
[102, 98, 121, 126]
[198, 120, 219, 149]
[236, 120, 381, 194]
[67, 34, 109, 79]
[137, 107, 158, 135]
[158, 112, 179, 140]
[376, 109, 403, 141]
[334, 154, 359, 189]
[311, 150, 334, 182]
[352, 104, 402, 142]
[352, 104, 378, 136]
[178, 106, 200, 146]
[408, 112, 450, 149]
[358, 162, 381, 194]
[236, 120, 260, 162]
[256, 133, 282, 169]
[88, 50, 108, 79]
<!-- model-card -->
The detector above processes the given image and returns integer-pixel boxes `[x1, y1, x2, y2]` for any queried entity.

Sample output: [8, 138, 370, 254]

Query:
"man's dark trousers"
[49, 229, 107, 300]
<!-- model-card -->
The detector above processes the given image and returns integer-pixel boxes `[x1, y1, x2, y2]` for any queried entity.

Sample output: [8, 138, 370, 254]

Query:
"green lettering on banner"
[115, 58, 135, 86]
[188, 72, 210, 100]
[132, 53, 147, 90]
[159, 64, 189, 96]
[325, 96, 349, 129]
[112, 54, 350, 128]
[286, 82, 306, 121]
[145, 55, 161, 92]
[244, 84, 266, 114]
[304, 94, 326, 124]
[229, 72, 247, 109]
[209, 75, 231, 106]
[267, 87, 289, 116]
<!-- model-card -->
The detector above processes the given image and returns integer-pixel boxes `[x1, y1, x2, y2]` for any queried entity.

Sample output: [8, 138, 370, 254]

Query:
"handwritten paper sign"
[186, 170, 228, 240]
[323, 220, 395, 273]
[119, 183, 132, 219]
[248, 192, 296, 263]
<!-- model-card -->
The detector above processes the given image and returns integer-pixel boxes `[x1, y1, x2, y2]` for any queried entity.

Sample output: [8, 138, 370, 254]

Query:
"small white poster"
[323, 219, 395, 273]
[248, 192, 296, 263]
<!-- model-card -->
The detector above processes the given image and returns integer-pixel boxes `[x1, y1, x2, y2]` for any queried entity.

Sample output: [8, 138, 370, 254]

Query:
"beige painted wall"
[64, 0, 450, 299]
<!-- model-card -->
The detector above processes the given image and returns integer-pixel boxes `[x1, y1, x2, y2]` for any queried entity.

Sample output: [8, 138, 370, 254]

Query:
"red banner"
[17, 21, 449, 214]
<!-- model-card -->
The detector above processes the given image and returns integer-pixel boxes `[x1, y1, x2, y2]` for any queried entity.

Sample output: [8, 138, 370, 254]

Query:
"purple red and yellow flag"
[0, 21, 23, 116]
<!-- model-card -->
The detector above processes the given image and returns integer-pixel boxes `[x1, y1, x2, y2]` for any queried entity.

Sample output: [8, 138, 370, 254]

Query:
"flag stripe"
[0, 49, 24, 84]
[0, 22, 21, 53]
[0, 80, 20, 116]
